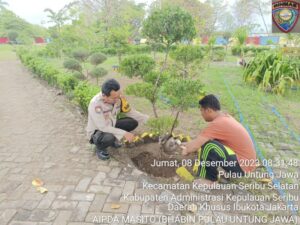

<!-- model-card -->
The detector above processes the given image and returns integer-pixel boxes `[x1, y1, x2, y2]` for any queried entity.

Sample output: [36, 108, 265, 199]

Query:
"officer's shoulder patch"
[95, 105, 102, 113]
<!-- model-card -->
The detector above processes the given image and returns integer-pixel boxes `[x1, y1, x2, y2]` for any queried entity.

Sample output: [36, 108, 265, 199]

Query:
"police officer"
[86, 79, 149, 160]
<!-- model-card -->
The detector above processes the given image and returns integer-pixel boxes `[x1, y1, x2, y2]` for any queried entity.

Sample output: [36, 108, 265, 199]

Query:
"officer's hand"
[124, 132, 135, 143]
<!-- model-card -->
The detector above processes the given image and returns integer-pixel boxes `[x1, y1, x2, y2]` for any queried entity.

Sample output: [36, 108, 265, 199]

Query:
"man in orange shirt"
[181, 94, 257, 185]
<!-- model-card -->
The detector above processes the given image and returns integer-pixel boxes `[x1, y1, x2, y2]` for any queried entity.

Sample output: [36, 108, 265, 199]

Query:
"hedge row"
[17, 48, 99, 113]
[231, 46, 271, 56]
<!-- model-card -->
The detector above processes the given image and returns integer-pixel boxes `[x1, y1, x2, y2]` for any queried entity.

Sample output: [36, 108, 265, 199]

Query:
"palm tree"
[44, 1, 79, 32]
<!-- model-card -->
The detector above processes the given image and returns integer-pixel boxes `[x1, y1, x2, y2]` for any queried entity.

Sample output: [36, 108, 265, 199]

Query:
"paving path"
[0, 58, 158, 225]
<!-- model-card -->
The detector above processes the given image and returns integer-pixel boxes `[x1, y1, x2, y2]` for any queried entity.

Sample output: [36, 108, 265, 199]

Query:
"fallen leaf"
[111, 204, 121, 209]
[260, 178, 272, 184]
[32, 178, 44, 187]
[141, 132, 149, 138]
[36, 186, 48, 194]
[188, 204, 198, 213]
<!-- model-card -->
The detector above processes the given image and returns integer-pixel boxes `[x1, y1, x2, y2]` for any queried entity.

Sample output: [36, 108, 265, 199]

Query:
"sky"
[6, 0, 75, 26]
[6, 0, 269, 32]
[6, 0, 149, 26]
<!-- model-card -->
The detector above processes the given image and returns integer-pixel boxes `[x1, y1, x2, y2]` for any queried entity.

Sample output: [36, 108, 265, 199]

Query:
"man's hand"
[180, 145, 189, 156]
[124, 132, 135, 143]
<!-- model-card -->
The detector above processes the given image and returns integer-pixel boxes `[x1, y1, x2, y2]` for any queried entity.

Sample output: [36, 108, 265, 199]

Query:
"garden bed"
[109, 141, 196, 178]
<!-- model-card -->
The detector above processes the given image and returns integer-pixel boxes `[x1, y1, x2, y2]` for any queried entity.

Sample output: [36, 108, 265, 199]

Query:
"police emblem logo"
[272, 0, 300, 33]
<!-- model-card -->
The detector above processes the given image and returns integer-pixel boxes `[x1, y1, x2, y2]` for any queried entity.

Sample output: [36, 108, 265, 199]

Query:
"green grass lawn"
[16, 46, 300, 154]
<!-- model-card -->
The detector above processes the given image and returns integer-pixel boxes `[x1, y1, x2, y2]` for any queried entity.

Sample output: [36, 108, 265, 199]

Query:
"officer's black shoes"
[96, 149, 110, 160]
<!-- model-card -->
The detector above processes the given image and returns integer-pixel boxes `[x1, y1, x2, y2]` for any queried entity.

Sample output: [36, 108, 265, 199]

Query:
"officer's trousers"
[90, 117, 138, 151]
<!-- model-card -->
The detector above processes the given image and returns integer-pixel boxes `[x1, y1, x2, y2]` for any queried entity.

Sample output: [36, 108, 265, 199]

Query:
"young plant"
[162, 78, 204, 134]
[89, 52, 108, 84]
[72, 48, 90, 77]
[90, 66, 108, 85]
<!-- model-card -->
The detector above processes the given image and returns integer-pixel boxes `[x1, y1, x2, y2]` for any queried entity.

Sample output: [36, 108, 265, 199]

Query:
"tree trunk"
[170, 111, 180, 135]
[257, 2, 268, 34]
[118, 52, 122, 65]
[151, 101, 158, 118]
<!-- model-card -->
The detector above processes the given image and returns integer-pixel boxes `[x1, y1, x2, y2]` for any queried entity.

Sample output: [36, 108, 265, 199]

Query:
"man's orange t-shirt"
[200, 113, 257, 173]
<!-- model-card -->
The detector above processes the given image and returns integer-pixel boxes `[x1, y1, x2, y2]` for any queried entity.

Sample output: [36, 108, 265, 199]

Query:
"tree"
[234, 0, 270, 33]
[7, 30, 18, 43]
[90, 53, 107, 66]
[149, 0, 215, 37]
[0, 9, 47, 44]
[108, 26, 130, 64]
[143, 6, 196, 67]
[44, 2, 78, 33]
[63, 58, 82, 73]
[89, 52, 107, 84]
[72, 48, 90, 77]
[44, 2, 79, 57]
[82, 0, 145, 46]
[162, 78, 203, 134]
[120, 55, 155, 78]
[90, 66, 108, 85]
[120, 54, 160, 117]
[170, 45, 204, 78]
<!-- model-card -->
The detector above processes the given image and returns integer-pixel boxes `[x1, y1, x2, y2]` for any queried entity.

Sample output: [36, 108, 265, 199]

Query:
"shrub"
[56, 72, 79, 94]
[120, 55, 155, 78]
[74, 81, 99, 113]
[212, 49, 226, 61]
[90, 66, 108, 85]
[90, 53, 107, 66]
[72, 48, 90, 62]
[243, 51, 300, 94]
[63, 58, 82, 72]
[72, 71, 85, 80]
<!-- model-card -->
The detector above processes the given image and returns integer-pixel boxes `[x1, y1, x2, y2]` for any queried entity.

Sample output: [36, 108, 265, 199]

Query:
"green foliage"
[120, 55, 155, 78]
[63, 58, 82, 72]
[146, 116, 178, 135]
[97, 47, 117, 56]
[143, 71, 170, 85]
[72, 48, 90, 62]
[90, 53, 107, 66]
[233, 26, 248, 57]
[7, 30, 18, 42]
[231, 46, 270, 56]
[56, 72, 79, 94]
[72, 71, 85, 80]
[170, 45, 204, 66]
[128, 45, 151, 54]
[90, 66, 108, 85]
[234, 27, 248, 46]
[142, 6, 196, 48]
[0, 9, 48, 44]
[243, 51, 300, 94]
[125, 82, 156, 103]
[73, 81, 99, 114]
[108, 26, 130, 63]
[212, 48, 226, 61]
[162, 78, 203, 110]
[17, 48, 104, 113]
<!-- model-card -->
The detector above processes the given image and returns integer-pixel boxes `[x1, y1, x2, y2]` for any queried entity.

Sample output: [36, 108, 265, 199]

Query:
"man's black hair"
[101, 79, 120, 96]
[199, 94, 221, 111]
